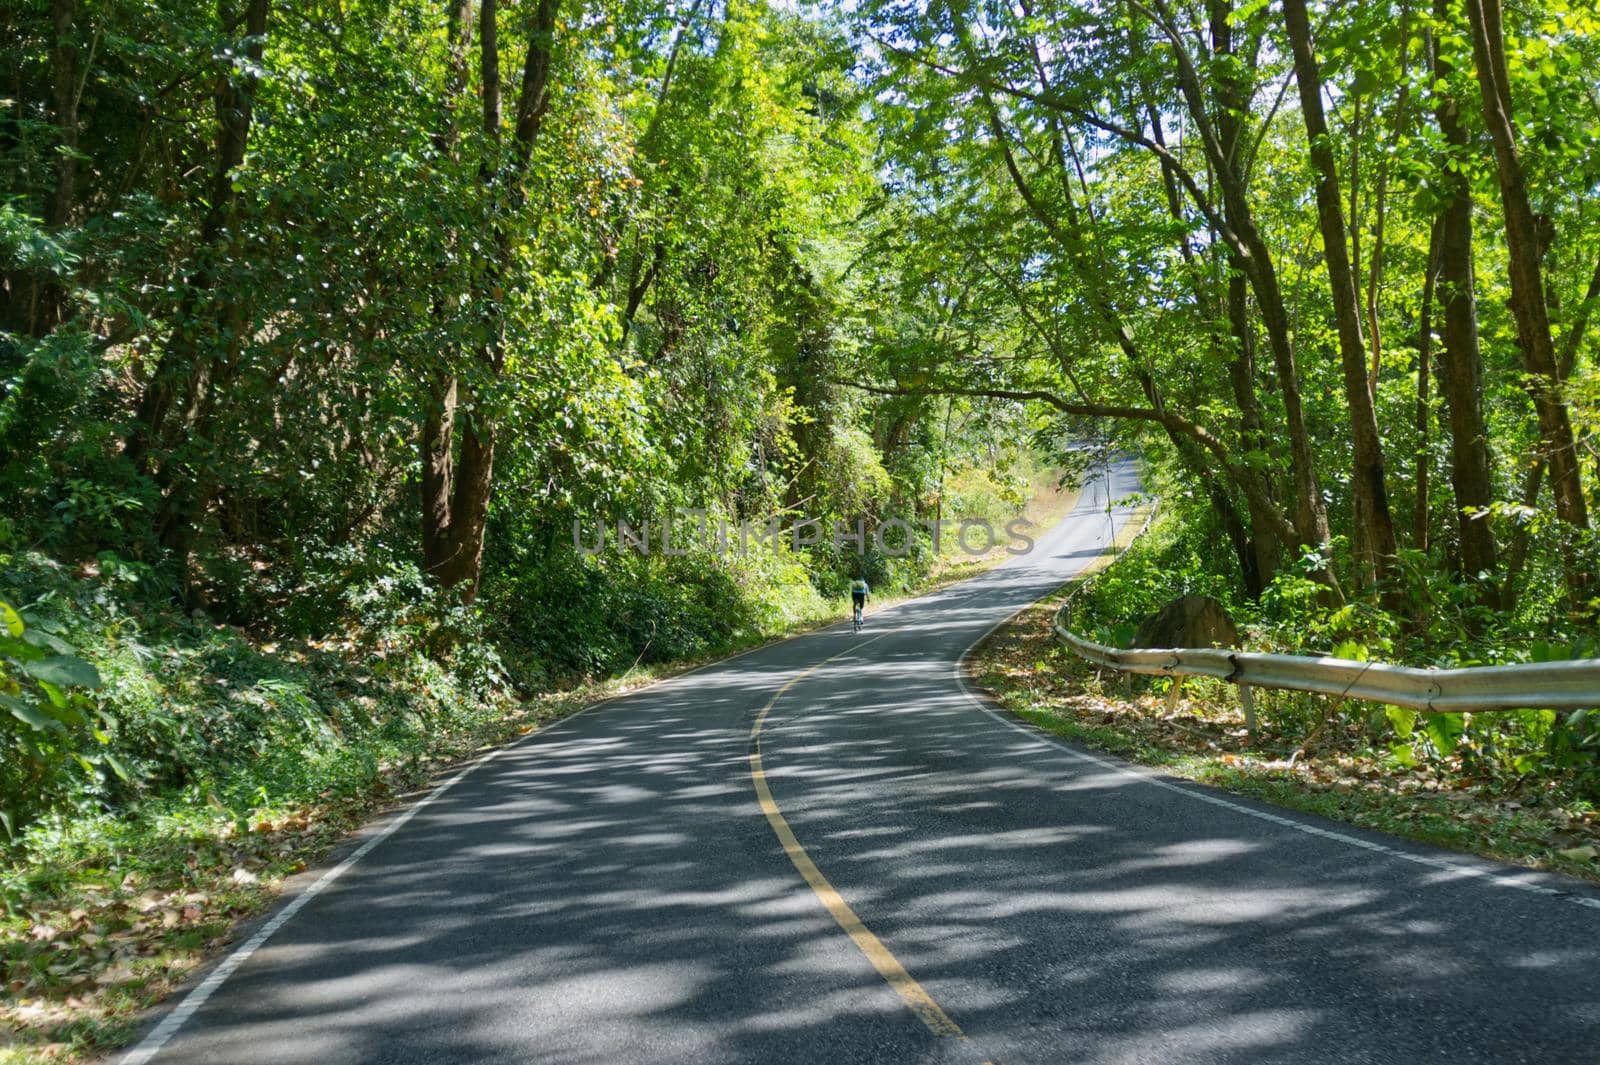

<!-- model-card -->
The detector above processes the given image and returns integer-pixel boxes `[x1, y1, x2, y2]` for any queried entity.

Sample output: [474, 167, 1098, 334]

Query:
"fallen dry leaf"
[95, 965, 135, 986]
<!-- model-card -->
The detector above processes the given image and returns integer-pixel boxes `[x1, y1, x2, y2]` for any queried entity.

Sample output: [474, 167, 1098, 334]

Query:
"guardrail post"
[1165, 676, 1184, 712]
[1239, 685, 1257, 741]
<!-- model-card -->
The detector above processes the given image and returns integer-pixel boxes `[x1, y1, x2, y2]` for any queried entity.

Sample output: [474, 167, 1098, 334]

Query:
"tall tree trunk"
[1136, 5, 1279, 593]
[1151, 0, 1330, 559]
[1226, 274, 1283, 589]
[437, 418, 496, 594]
[1502, 252, 1600, 611]
[1209, 1, 1281, 589]
[423, 0, 562, 603]
[421, 375, 457, 575]
[45, 0, 78, 232]
[419, 0, 473, 579]
[1365, 0, 1414, 395]
[123, 0, 270, 590]
[15, 0, 82, 335]
[1283, 0, 1399, 585]
[1413, 221, 1438, 553]
[1462, 0, 1589, 544]
[1227, 209, 1331, 561]
[1430, 17, 1500, 589]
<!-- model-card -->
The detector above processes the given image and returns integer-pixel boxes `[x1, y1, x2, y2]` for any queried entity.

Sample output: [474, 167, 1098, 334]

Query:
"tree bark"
[1365, 0, 1414, 395]
[425, 0, 562, 602]
[1413, 220, 1437, 553]
[1209, 1, 1281, 589]
[45, 0, 78, 231]
[1283, 0, 1399, 585]
[1502, 253, 1599, 611]
[123, 0, 270, 589]
[421, 375, 457, 576]
[419, 0, 472, 580]
[14, 0, 82, 334]
[479, 0, 501, 146]
[1430, 16, 1500, 588]
[1462, 0, 1589, 541]
[1226, 274, 1282, 590]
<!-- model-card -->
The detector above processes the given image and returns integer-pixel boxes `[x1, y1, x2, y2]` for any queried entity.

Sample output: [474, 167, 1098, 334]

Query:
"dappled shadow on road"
[149, 637, 948, 1065]
[143, 467, 1143, 1065]
[146, 461, 1600, 1064]
[758, 622, 1600, 1065]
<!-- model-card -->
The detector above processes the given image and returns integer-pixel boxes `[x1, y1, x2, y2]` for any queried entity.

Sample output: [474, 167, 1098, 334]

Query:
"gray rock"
[1134, 594, 1239, 649]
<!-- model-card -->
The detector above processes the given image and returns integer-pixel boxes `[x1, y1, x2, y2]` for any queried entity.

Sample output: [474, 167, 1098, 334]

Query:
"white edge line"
[117, 622, 853, 1064]
[118, 745, 497, 1065]
[128, 460, 1126, 1055]
[950, 527, 1600, 916]
[119, 514, 1041, 1064]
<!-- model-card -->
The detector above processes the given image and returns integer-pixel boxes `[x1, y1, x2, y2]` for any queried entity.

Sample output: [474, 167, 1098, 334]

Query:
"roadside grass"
[0, 668, 609, 1064]
[2, 604, 866, 1064]
[0, 477, 1081, 1063]
[969, 595, 1600, 889]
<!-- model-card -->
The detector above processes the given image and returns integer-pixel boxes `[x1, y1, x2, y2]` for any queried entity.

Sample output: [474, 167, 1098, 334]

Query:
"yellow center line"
[748, 634, 991, 1060]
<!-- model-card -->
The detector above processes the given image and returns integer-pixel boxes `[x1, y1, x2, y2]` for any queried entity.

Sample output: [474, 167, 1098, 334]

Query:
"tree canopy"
[3, 0, 1599, 830]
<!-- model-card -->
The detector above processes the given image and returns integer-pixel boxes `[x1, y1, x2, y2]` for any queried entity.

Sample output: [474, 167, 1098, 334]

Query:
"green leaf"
[1, 693, 65, 733]
[1422, 712, 1465, 754]
[22, 629, 74, 655]
[103, 752, 132, 783]
[0, 634, 47, 662]
[0, 600, 22, 638]
[40, 697, 87, 728]
[22, 655, 103, 689]
[1331, 640, 1369, 662]
[1385, 704, 1417, 739]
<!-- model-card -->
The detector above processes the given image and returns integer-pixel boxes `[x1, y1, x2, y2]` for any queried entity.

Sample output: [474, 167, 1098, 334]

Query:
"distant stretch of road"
[125, 459, 1600, 1064]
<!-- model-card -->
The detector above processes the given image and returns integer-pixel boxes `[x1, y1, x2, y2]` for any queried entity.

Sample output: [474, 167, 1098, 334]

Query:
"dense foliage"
[837, 0, 1600, 789]
[3, 0, 1598, 851]
[1, 0, 1045, 838]
[2, 0, 1600, 1052]
[846, 0, 1599, 640]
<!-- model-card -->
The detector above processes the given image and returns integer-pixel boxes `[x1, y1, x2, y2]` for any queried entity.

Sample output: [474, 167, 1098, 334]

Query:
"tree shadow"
[144, 460, 1600, 1064]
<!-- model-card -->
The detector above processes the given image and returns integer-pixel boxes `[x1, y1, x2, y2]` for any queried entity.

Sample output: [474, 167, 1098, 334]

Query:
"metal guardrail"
[1051, 508, 1600, 724]
[1051, 623, 1600, 713]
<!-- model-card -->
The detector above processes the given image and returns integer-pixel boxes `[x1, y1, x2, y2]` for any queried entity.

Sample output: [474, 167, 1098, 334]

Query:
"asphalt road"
[125, 459, 1600, 1065]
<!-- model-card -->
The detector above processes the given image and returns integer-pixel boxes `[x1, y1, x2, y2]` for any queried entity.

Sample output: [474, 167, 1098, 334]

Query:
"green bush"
[0, 550, 521, 841]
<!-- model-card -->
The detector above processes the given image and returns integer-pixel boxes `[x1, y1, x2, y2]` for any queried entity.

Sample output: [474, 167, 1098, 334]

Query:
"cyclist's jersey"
[850, 579, 869, 596]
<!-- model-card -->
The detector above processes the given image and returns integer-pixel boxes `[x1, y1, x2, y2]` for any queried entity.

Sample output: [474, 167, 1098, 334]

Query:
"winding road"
[123, 460, 1600, 1065]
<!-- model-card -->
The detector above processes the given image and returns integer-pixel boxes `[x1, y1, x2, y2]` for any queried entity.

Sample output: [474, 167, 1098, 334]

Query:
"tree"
[1428, 0, 1499, 589]
[1283, 0, 1399, 583]
[422, 0, 563, 602]
[1461, 0, 1589, 548]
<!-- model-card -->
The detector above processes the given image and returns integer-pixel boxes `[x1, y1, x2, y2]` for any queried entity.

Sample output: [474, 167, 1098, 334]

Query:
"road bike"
[852, 605, 864, 633]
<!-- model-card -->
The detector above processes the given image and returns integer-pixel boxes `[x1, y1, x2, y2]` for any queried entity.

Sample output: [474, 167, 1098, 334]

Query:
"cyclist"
[850, 576, 869, 629]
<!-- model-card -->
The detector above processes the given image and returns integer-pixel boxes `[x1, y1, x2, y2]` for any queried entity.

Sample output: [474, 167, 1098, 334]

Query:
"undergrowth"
[971, 508, 1600, 891]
